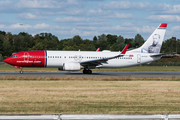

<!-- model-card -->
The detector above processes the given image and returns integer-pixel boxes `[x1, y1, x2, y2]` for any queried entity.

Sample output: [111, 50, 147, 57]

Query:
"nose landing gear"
[20, 68, 23, 74]
[14, 66, 23, 74]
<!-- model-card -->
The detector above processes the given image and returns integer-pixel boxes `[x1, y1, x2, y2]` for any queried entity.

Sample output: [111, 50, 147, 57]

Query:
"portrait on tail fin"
[148, 34, 161, 53]
[136, 23, 167, 54]
[141, 34, 161, 53]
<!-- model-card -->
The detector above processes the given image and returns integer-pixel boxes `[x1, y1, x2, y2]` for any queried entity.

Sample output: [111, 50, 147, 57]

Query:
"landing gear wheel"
[88, 70, 92, 74]
[83, 69, 92, 74]
[20, 68, 23, 74]
[83, 70, 86, 74]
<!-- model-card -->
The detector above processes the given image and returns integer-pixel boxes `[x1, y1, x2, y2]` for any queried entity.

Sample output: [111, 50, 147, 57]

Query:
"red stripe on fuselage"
[5, 50, 46, 67]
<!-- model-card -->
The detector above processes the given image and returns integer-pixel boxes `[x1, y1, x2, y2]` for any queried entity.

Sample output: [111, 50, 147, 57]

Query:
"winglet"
[121, 44, 129, 54]
[96, 47, 100, 52]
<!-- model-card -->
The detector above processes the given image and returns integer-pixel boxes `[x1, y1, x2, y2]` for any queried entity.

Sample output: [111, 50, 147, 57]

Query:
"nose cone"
[4, 57, 12, 64]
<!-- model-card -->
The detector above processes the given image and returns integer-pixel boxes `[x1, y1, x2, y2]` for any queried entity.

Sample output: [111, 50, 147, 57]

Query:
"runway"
[0, 71, 180, 77]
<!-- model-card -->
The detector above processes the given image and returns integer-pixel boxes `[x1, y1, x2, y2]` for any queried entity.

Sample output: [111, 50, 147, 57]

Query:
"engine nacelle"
[61, 62, 81, 71]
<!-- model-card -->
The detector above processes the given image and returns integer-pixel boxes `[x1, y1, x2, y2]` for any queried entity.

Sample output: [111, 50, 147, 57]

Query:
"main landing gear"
[83, 69, 92, 74]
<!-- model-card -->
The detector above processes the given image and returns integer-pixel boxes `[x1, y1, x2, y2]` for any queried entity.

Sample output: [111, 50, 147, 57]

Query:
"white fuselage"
[46, 50, 160, 68]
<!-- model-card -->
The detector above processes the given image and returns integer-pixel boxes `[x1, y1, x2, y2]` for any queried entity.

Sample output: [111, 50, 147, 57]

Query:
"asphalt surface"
[0, 71, 180, 77]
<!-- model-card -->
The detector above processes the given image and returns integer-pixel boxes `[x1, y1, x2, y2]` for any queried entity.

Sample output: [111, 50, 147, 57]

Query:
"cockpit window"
[12, 55, 18, 57]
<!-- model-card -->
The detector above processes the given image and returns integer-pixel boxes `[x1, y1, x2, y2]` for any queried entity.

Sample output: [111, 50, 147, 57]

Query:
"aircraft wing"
[80, 44, 129, 66]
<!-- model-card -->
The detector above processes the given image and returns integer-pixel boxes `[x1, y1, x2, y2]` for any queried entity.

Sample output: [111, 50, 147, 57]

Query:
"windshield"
[11, 55, 18, 57]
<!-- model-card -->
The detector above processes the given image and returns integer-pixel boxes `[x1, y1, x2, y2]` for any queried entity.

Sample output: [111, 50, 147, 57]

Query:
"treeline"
[0, 30, 179, 60]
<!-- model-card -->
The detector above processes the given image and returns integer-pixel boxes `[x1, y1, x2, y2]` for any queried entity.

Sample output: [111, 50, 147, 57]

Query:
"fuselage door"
[24, 52, 29, 62]
[137, 54, 141, 63]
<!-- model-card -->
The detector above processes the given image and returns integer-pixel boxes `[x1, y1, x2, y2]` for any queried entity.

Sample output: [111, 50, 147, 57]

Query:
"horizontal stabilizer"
[150, 53, 165, 57]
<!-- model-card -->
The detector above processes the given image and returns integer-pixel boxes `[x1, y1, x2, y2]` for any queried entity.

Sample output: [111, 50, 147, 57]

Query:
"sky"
[0, 0, 180, 40]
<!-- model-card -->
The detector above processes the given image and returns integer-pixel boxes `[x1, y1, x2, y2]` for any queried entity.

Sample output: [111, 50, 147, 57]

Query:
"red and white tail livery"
[4, 23, 167, 74]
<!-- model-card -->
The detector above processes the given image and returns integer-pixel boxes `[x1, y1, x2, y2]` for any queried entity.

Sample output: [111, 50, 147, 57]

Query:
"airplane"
[4, 23, 167, 74]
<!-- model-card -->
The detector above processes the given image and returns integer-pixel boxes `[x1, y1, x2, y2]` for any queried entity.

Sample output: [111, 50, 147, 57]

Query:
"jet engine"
[58, 62, 81, 71]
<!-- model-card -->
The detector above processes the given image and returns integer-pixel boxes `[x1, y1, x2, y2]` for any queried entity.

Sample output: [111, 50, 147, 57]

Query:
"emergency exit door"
[137, 54, 141, 63]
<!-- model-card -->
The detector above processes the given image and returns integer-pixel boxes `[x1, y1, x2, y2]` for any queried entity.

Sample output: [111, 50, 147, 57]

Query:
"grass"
[1, 63, 180, 114]
[1, 78, 180, 114]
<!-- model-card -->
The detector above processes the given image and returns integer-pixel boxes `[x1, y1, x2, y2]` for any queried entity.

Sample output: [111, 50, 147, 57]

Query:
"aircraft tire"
[83, 70, 86, 74]
[83, 70, 92, 74]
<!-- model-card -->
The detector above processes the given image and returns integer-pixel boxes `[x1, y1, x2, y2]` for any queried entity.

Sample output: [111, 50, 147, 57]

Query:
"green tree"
[0, 30, 5, 36]
[110, 43, 119, 51]
[31, 42, 46, 50]
[97, 34, 109, 50]
[117, 35, 125, 50]
[107, 34, 117, 46]
[125, 38, 134, 48]
[176, 39, 180, 54]
[3, 34, 12, 57]
[80, 39, 96, 51]
[0, 54, 3, 62]
[93, 36, 98, 48]
[73, 35, 83, 46]
[0, 35, 4, 55]
[133, 34, 144, 48]
[161, 37, 176, 53]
